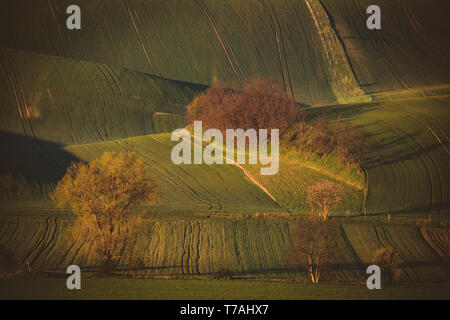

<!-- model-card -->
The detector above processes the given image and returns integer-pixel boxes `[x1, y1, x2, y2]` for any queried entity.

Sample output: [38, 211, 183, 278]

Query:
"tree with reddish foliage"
[186, 77, 301, 136]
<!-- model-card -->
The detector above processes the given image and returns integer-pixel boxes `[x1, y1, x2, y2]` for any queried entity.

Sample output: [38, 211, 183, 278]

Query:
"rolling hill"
[0, 0, 449, 292]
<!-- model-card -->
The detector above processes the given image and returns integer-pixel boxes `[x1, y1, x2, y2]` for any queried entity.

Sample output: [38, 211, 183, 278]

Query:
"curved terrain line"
[379, 107, 444, 216]
[47, 0, 69, 58]
[131, 5, 161, 76]
[380, 118, 438, 216]
[418, 228, 449, 262]
[263, 0, 295, 98]
[192, 0, 244, 86]
[115, 140, 205, 202]
[384, 103, 449, 157]
[127, 7, 154, 71]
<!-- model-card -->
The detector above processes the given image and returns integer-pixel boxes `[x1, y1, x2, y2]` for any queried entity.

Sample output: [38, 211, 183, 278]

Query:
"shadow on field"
[361, 200, 449, 217]
[311, 103, 378, 120]
[0, 130, 80, 198]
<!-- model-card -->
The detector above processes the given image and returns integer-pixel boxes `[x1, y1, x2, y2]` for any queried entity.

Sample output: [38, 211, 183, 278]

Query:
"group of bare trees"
[295, 113, 369, 166]
[186, 77, 302, 136]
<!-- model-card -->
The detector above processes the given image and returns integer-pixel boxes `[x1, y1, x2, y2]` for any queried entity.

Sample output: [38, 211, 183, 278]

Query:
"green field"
[0, 0, 449, 299]
[0, 214, 448, 285]
[1, 278, 448, 300]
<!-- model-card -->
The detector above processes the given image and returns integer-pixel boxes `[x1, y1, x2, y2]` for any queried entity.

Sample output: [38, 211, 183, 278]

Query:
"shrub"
[372, 247, 401, 285]
[333, 120, 369, 165]
[51, 152, 158, 263]
[290, 113, 368, 168]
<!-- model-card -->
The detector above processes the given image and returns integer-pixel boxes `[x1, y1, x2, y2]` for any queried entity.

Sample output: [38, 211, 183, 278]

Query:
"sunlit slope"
[0, 0, 374, 105]
[2, 1, 448, 104]
[0, 48, 204, 145]
[321, 0, 450, 96]
[1, 215, 448, 283]
[322, 96, 450, 217]
[64, 133, 280, 213]
[245, 159, 365, 215]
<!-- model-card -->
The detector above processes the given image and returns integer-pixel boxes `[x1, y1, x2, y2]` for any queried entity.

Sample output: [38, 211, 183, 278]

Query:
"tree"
[372, 247, 401, 285]
[186, 77, 301, 136]
[51, 152, 158, 270]
[306, 180, 344, 220]
[288, 217, 337, 284]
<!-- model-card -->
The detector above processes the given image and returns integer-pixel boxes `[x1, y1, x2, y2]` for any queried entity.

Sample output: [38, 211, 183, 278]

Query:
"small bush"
[372, 247, 401, 285]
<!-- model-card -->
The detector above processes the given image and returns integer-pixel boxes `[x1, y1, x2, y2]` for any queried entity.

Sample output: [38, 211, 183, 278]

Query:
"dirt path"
[173, 131, 280, 205]
[288, 160, 364, 191]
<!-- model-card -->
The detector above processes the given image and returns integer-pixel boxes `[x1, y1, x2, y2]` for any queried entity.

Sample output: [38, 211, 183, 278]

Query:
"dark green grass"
[3, 1, 448, 105]
[0, 48, 204, 145]
[0, 213, 448, 284]
[0, 278, 448, 300]
[321, 0, 450, 96]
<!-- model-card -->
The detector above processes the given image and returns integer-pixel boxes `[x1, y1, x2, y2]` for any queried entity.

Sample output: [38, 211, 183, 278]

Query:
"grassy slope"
[317, 96, 450, 217]
[0, 0, 448, 298]
[3, 1, 448, 104]
[0, 48, 204, 145]
[321, 0, 450, 96]
[64, 133, 280, 213]
[245, 158, 364, 215]
[0, 48, 204, 198]
[2, 95, 448, 218]
[0, 0, 371, 106]
[240, 95, 450, 218]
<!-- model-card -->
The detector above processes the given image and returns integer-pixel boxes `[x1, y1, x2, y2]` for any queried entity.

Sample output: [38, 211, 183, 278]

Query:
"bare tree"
[306, 180, 344, 220]
[289, 217, 337, 284]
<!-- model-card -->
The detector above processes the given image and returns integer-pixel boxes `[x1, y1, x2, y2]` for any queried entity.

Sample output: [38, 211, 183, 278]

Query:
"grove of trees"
[186, 77, 302, 136]
[187, 78, 368, 167]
